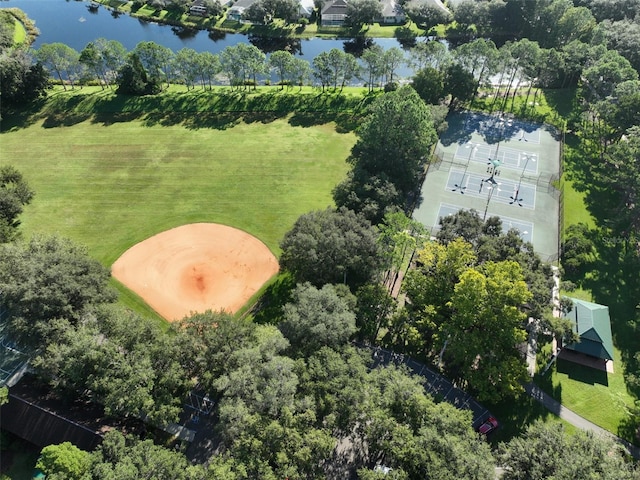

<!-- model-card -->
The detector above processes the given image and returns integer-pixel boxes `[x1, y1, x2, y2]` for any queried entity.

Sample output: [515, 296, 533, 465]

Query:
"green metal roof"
[563, 298, 614, 361]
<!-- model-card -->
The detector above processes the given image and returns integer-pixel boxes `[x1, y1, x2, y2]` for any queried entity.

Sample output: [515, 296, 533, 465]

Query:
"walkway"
[524, 382, 640, 460]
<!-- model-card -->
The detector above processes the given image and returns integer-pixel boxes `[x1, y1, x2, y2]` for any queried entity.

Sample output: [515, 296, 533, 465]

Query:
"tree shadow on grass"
[542, 88, 579, 121]
[42, 111, 92, 128]
[251, 273, 296, 325]
[555, 358, 608, 386]
[7, 90, 370, 135]
[582, 238, 640, 389]
[487, 386, 562, 444]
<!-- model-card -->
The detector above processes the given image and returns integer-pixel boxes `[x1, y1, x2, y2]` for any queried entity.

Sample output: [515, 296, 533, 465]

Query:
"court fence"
[354, 342, 493, 429]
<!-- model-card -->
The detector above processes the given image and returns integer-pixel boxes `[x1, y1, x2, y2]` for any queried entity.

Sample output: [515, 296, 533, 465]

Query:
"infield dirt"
[111, 223, 279, 321]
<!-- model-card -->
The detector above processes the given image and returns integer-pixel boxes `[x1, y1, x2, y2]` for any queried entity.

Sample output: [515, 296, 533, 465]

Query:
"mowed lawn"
[535, 345, 636, 441]
[2, 102, 354, 268]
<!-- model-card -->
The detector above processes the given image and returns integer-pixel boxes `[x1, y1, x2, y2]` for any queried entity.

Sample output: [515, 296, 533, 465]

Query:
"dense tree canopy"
[349, 86, 436, 195]
[36, 42, 80, 90]
[116, 53, 161, 95]
[90, 430, 207, 479]
[244, 0, 300, 24]
[344, 0, 382, 29]
[403, 226, 539, 402]
[33, 304, 193, 424]
[436, 210, 554, 320]
[0, 50, 49, 117]
[335, 86, 437, 223]
[279, 207, 383, 289]
[445, 261, 531, 402]
[500, 421, 639, 480]
[592, 125, 640, 237]
[36, 442, 91, 480]
[279, 282, 357, 356]
[0, 235, 116, 347]
[0, 165, 34, 243]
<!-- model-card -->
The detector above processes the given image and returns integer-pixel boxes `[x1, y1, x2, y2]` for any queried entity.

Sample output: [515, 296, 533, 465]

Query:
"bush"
[384, 81, 398, 92]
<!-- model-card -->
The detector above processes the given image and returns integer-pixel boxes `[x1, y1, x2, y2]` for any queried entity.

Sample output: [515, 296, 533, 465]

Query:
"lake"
[4, 0, 419, 75]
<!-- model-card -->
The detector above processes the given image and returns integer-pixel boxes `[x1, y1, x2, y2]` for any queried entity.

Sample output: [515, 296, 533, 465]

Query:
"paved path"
[524, 382, 640, 460]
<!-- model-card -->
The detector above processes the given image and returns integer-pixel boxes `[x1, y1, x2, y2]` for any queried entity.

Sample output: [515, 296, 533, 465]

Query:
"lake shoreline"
[91, 0, 423, 40]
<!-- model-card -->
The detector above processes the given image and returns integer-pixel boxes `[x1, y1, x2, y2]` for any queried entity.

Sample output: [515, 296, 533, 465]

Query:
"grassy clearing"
[562, 177, 595, 228]
[471, 87, 577, 131]
[535, 345, 636, 442]
[2, 87, 356, 315]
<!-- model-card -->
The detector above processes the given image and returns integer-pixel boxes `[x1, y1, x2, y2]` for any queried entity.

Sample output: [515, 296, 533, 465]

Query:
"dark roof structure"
[563, 297, 614, 362]
[321, 0, 348, 16]
[0, 375, 156, 451]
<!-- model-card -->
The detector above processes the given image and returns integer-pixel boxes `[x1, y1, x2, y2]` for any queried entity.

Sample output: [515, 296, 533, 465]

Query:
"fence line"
[355, 342, 493, 428]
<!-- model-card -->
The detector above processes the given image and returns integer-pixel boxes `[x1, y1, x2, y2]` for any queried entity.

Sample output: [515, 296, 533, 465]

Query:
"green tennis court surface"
[414, 112, 561, 262]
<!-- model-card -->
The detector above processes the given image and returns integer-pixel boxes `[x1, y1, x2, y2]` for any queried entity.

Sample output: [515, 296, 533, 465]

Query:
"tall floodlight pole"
[510, 153, 536, 206]
[453, 142, 478, 194]
[487, 116, 512, 166]
[480, 158, 502, 220]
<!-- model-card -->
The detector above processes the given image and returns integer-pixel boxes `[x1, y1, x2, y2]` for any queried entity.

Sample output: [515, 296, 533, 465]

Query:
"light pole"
[452, 142, 478, 194]
[487, 116, 512, 165]
[480, 158, 502, 220]
[510, 153, 536, 207]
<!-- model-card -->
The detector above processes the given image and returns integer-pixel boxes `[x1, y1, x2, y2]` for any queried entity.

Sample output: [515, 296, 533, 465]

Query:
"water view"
[4, 0, 417, 69]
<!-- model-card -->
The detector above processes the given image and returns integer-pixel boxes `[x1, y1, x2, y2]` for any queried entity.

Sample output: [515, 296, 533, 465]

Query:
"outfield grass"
[2, 87, 356, 315]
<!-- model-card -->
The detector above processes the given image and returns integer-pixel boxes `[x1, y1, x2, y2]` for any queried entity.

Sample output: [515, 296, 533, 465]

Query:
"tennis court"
[447, 170, 537, 209]
[414, 111, 561, 262]
[454, 143, 539, 174]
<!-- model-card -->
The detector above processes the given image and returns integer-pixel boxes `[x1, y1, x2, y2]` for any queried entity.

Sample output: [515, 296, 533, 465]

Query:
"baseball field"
[2, 86, 359, 320]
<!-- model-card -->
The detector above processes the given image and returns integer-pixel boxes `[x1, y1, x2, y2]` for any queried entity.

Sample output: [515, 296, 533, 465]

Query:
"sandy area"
[111, 223, 279, 321]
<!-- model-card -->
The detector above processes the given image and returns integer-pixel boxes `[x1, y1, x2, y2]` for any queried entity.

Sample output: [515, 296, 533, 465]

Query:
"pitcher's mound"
[112, 223, 279, 321]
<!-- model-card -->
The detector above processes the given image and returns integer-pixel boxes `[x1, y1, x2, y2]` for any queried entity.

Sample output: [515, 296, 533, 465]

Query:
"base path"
[112, 223, 279, 321]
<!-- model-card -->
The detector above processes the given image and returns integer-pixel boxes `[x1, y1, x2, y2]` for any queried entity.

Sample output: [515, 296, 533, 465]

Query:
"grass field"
[1, 87, 356, 315]
[534, 343, 636, 442]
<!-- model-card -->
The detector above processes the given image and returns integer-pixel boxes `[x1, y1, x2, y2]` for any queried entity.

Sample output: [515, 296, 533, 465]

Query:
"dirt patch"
[111, 223, 279, 321]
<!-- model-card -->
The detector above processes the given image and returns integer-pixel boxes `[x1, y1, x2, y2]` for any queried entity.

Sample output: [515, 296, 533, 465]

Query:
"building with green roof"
[562, 297, 614, 363]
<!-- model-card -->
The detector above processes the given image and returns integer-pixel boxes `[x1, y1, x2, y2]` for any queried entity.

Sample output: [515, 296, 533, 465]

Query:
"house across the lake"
[189, 0, 208, 16]
[376, 0, 406, 24]
[321, 0, 349, 26]
[559, 297, 615, 372]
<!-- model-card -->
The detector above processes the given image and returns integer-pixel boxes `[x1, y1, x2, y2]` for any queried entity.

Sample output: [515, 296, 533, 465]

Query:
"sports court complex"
[413, 112, 562, 262]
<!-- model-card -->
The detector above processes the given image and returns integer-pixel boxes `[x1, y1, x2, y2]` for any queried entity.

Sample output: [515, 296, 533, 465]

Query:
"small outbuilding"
[561, 297, 614, 368]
